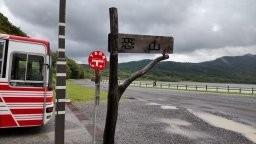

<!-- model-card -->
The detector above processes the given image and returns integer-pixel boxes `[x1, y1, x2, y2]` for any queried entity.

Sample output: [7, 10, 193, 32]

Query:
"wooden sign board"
[117, 33, 173, 53]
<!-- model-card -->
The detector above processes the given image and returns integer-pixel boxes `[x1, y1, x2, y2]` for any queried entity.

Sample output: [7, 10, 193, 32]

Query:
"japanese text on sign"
[115, 33, 173, 53]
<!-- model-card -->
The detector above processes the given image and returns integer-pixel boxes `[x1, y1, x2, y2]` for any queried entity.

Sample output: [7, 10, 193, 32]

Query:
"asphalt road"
[1, 79, 256, 144]
[73, 79, 256, 144]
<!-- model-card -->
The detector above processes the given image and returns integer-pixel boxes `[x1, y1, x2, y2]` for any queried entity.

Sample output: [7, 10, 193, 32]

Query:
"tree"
[0, 12, 27, 36]
[103, 7, 169, 144]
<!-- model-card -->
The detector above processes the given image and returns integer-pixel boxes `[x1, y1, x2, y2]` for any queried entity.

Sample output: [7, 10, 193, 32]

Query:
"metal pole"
[55, 0, 66, 144]
[93, 71, 100, 144]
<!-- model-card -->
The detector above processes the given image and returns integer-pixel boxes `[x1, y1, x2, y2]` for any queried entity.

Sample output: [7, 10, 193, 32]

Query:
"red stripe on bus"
[18, 120, 42, 126]
[3, 97, 53, 103]
[0, 115, 17, 127]
[11, 109, 43, 114]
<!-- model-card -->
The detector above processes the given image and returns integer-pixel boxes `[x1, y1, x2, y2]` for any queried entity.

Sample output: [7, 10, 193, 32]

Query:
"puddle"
[158, 118, 209, 139]
[146, 102, 161, 106]
[189, 110, 256, 143]
[161, 105, 178, 110]
[126, 97, 136, 100]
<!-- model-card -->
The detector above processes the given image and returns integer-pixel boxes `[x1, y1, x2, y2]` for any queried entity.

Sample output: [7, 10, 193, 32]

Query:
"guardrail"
[101, 80, 256, 95]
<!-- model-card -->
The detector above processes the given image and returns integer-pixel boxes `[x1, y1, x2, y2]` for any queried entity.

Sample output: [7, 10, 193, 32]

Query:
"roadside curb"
[66, 102, 104, 143]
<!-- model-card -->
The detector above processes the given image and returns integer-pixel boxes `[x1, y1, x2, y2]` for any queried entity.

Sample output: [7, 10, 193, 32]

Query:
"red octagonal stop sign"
[88, 51, 107, 71]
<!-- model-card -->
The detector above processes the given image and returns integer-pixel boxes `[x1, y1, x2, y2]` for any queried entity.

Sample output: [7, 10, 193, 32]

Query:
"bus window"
[26, 55, 44, 81]
[0, 41, 4, 77]
[11, 53, 27, 80]
[10, 53, 44, 87]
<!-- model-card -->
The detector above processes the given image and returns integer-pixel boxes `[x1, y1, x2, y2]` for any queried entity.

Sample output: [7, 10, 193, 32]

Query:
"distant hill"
[0, 12, 26, 36]
[82, 54, 256, 84]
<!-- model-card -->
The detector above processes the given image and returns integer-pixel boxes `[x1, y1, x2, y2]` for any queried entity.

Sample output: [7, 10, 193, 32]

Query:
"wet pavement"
[74, 79, 256, 144]
[0, 79, 255, 144]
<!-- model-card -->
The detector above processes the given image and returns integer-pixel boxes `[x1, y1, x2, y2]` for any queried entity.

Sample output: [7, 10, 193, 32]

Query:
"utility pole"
[55, 0, 67, 144]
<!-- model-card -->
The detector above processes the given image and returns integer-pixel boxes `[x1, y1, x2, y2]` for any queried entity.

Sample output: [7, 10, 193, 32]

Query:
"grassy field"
[66, 80, 108, 102]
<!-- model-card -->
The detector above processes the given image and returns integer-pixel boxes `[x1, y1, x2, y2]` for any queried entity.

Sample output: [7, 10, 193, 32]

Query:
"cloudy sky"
[1, 0, 256, 63]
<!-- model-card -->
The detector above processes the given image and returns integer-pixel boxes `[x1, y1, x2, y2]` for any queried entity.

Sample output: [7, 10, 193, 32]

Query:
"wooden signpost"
[104, 7, 174, 144]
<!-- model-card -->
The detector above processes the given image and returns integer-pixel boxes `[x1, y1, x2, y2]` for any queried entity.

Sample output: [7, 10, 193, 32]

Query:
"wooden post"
[239, 88, 241, 94]
[196, 85, 198, 91]
[206, 85, 207, 91]
[228, 85, 230, 93]
[252, 88, 254, 95]
[103, 7, 119, 144]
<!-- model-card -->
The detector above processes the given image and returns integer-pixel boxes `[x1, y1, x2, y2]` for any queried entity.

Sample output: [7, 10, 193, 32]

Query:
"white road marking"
[189, 110, 256, 143]
[160, 105, 178, 110]
[146, 102, 161, 106]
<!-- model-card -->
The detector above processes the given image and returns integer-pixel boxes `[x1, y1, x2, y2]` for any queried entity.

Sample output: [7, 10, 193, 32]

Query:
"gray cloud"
[3, 0, 256, 63]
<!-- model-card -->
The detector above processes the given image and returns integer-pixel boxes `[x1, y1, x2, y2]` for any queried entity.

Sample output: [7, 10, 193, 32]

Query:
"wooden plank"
[117, 33, 173, 53]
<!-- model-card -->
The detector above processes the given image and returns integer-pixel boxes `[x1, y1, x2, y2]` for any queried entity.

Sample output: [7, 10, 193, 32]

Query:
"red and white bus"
[0, 34, 54, 128]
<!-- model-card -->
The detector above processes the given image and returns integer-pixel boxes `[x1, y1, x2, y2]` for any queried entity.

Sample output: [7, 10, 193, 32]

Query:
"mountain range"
[115, 54, 256, 84]
[81, 54, 256, 84]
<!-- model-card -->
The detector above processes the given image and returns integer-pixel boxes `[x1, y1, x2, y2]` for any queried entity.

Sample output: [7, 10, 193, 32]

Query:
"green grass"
[66, 80, 108, 102]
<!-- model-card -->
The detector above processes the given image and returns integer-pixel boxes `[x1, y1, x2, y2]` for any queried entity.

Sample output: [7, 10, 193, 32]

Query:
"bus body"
[0, 34, 53, 128]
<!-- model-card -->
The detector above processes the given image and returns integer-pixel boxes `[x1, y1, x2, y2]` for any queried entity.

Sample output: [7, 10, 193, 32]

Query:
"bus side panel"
[0, 93, 18, 127]
[0, 83, 53, 128]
